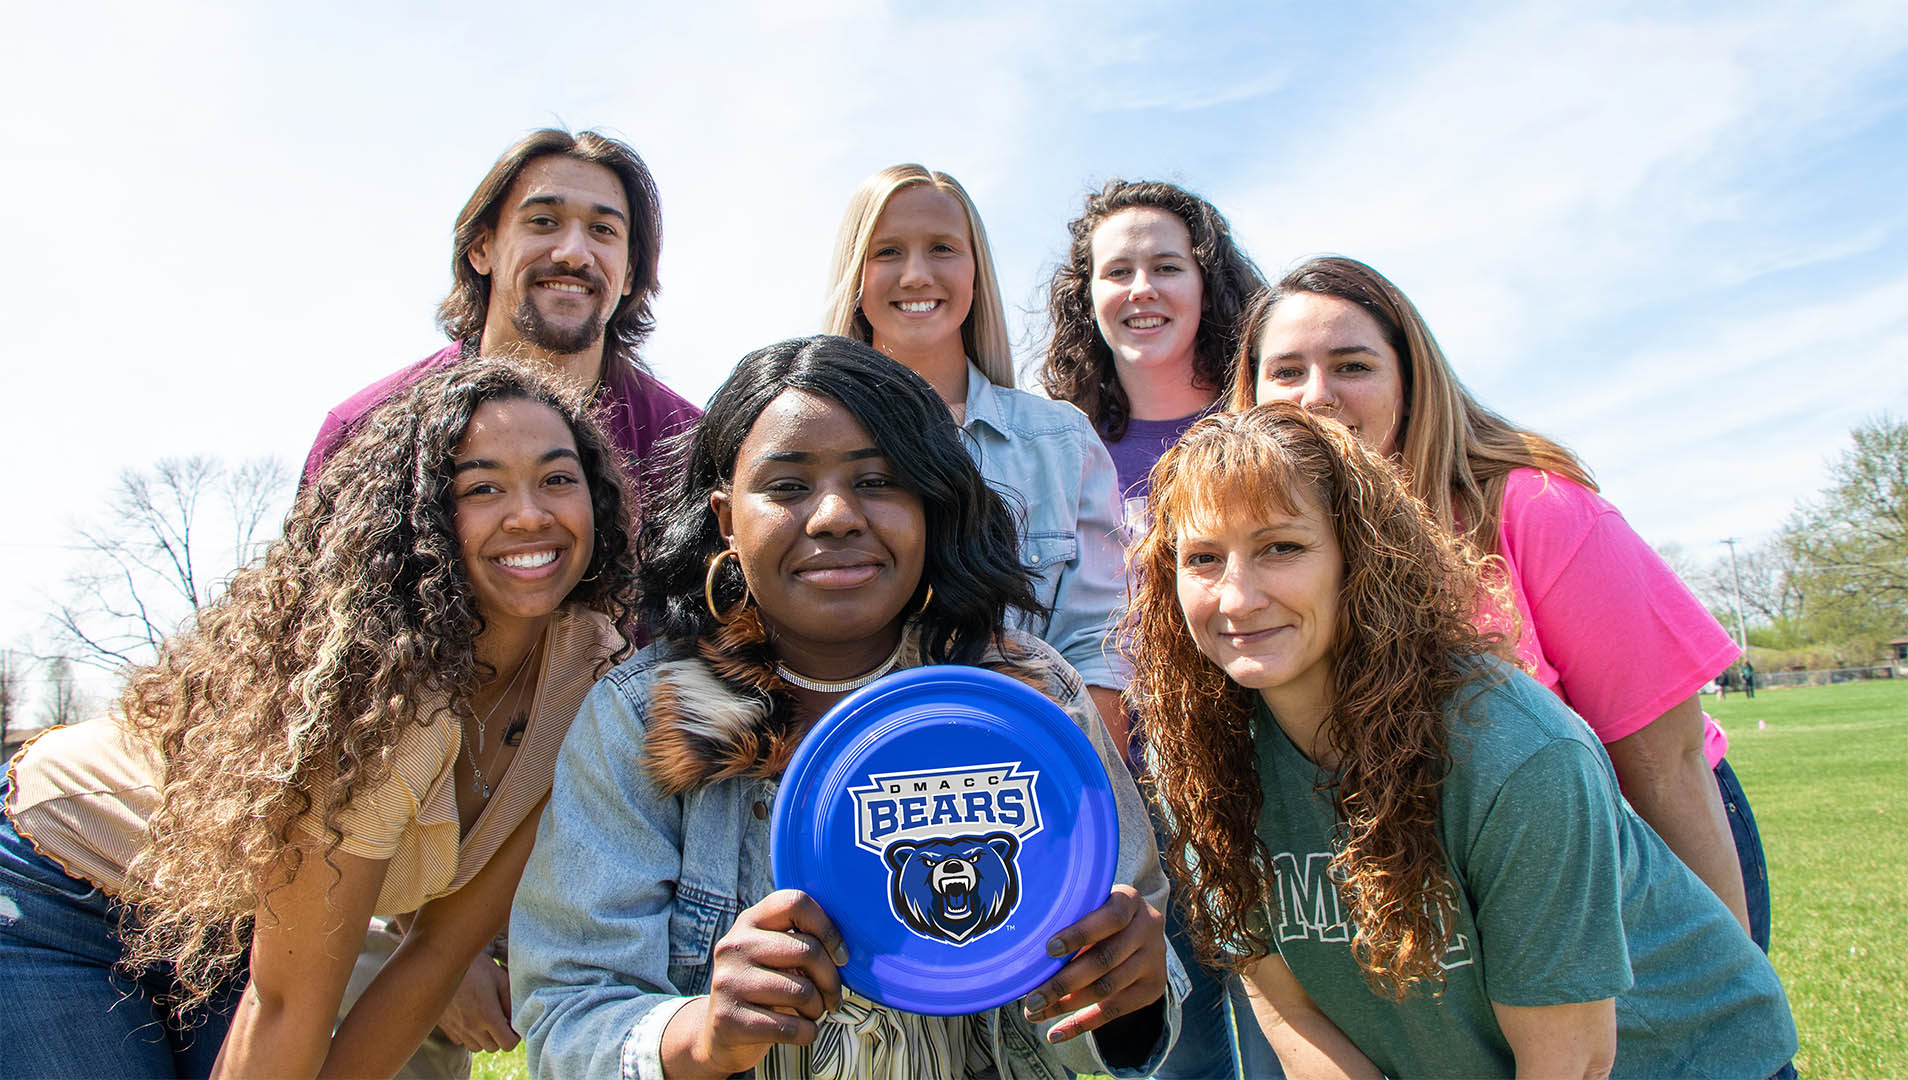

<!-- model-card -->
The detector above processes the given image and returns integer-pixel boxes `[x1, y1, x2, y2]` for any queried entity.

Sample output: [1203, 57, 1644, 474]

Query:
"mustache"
[530, 265, 607, 293]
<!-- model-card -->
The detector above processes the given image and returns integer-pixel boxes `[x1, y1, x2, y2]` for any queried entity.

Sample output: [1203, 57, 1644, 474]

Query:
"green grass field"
[1712, 678, 1908, 1077]
[473, 678, 1908, 1079]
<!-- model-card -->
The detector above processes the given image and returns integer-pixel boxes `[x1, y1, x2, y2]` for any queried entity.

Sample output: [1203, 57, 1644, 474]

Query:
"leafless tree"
[51, 456, 292, 673]
[1785, 415, 1908, 607]
[41, 656, 83, 727]
[0, 649, 22, 749]
[1705, 539, 1810, 628]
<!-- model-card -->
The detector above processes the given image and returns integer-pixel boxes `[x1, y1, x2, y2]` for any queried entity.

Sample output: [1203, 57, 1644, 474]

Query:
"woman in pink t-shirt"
[1234, 256, 1769, 951]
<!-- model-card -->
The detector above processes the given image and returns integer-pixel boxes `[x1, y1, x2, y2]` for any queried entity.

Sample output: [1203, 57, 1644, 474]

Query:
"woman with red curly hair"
[1237, 257, 1771, 956]
[1125, 403, 1794, 1077]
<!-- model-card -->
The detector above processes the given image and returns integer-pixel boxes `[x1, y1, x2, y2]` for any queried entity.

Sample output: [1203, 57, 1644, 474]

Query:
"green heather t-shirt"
[1251, 661, 1795, 1078]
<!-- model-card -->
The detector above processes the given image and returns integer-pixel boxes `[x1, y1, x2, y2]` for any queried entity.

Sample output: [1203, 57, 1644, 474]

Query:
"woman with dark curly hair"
[511, 335, 1178, 1079]
[1125, 403, 1794, 1078]
[0, 360, 638, 1078]
[1040, 179, 1264, 528]
[1236, 256, 1774, 958]
[1041, 179, 1272, 1080]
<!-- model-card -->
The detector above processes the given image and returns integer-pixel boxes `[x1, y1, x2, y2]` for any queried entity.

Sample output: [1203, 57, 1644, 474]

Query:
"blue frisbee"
[771, 664, 1120, 1016]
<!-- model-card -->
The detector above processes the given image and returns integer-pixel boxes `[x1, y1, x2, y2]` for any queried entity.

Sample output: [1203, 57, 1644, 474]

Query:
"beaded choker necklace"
[773, 634, 908, 694]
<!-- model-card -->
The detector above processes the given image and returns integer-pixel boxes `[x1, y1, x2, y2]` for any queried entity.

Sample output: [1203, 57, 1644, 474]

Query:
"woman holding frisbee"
[1040, 178, 1265, 518]
[1238, 256, 1770, 949]
[822, 165, 1132, 746]
[1126, 403, 1794, 1077]
[510, 336, 1176, 1079]
[0, 361, 637, 1077]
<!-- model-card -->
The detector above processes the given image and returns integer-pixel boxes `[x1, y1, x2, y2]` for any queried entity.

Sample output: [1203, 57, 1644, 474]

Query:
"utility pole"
[1721, 538, 1750, 654]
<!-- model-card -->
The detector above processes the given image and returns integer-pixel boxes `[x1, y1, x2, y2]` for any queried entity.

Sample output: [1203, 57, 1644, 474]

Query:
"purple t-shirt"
[302, 341, 701, 490]
[1105, 412, 1211, 501]
[1104, 411, 1209, 543]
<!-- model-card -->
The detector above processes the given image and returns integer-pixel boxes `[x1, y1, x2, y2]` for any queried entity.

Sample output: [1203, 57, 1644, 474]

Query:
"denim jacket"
[509, 630, 1182, 1079]
[961, 365, 1131, 691]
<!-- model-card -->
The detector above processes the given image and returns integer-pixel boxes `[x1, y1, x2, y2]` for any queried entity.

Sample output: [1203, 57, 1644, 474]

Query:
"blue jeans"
[1152, 907, 1282, 1080]
[1147, 798, 1282, 1080]
[1716, 757, 1772, 952]
[0, 778, 242, 1078]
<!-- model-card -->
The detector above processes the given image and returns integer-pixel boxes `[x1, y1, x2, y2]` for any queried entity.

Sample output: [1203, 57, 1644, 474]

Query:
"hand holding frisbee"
[771, 665, 1121, 1016]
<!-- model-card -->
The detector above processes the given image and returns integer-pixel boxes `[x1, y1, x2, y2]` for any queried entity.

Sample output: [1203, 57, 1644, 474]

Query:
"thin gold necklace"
[464, 639, 539, 799]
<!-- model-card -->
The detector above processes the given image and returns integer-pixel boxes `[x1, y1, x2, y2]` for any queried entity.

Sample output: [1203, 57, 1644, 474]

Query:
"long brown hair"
[1229, 257, 1592, 554]
[1125, 402, 1509, 998]
[117, 360, 639, 1013]
[437, 128, 665, 369]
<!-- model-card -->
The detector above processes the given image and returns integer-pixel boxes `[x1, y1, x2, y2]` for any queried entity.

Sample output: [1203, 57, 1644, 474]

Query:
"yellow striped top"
[4, 606, 622, 916]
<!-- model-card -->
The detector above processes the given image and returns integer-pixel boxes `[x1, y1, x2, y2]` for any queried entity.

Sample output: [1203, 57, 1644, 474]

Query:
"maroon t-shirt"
[302, 341, 701, 489]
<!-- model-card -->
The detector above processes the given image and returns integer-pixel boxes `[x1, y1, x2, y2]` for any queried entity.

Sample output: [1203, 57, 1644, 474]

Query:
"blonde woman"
[823, 165, 1131, 745]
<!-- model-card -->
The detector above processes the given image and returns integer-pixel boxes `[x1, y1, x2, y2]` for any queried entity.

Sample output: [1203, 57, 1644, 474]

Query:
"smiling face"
[1252, 293, 1408, 457]
[859, 185, 977, 369]
[469, 155, 636, 360]
[1174, 483, 1343, 721]
[711, 390, 927, 677]
[1090, 207, 1205, 381]
[452, 398, 595, 637]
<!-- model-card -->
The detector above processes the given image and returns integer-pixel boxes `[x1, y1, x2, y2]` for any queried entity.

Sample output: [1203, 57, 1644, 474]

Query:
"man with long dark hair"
[303, 128, 699, 488]
[303, 129, 699, 1078]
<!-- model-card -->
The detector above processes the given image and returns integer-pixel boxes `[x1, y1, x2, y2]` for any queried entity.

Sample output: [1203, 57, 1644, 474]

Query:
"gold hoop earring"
[911, 584, 935, 619]
[704, 549, 749, 625]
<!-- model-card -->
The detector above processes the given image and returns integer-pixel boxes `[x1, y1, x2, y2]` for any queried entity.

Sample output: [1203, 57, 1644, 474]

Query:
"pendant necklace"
[464, 638, 539, 800]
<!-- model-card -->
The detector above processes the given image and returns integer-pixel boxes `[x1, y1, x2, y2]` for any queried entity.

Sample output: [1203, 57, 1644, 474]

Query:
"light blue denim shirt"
[961, 364, 1131, 691]
[509, 630, 1183, 1079]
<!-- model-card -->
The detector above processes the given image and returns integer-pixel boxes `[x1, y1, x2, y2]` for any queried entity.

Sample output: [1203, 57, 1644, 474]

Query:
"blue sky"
[2, 1, 1905, 692]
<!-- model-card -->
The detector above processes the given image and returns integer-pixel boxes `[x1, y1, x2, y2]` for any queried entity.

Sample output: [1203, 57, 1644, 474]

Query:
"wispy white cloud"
[1531, 271, 1908, 547]
[1202, 0, 1908, 553]
[0, 0, 1904, 669]
[1223, 1, 1908, 364]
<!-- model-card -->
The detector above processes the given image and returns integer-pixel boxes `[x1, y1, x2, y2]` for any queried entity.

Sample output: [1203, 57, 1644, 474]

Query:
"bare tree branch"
[50, 456, 292, 674]
[0, 650, 22, 749]
[41, 657, 83, 728]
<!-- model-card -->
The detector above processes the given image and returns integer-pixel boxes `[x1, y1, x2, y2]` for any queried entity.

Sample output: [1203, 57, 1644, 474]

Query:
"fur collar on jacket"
[642, 611, 1057, 796]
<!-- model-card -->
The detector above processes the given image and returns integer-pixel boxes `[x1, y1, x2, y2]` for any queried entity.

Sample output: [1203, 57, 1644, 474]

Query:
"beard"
[509, 293, 609, 355]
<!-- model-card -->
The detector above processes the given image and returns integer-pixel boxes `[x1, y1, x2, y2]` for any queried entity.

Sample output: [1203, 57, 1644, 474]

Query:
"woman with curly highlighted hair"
[0, 359, 637, 1078]
[1126, 403, 1794, 1077]
[1236, 256, 1774, 957]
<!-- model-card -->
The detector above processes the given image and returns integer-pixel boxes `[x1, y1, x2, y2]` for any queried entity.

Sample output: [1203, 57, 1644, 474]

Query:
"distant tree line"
[1672, 415, 1906, 668]
[14, 419, 1904, 727]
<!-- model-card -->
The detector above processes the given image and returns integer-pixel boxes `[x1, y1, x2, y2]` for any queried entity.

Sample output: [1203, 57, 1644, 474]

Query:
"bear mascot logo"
[851, 762, 1043, 946]
[883, 832, 1022, 944]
